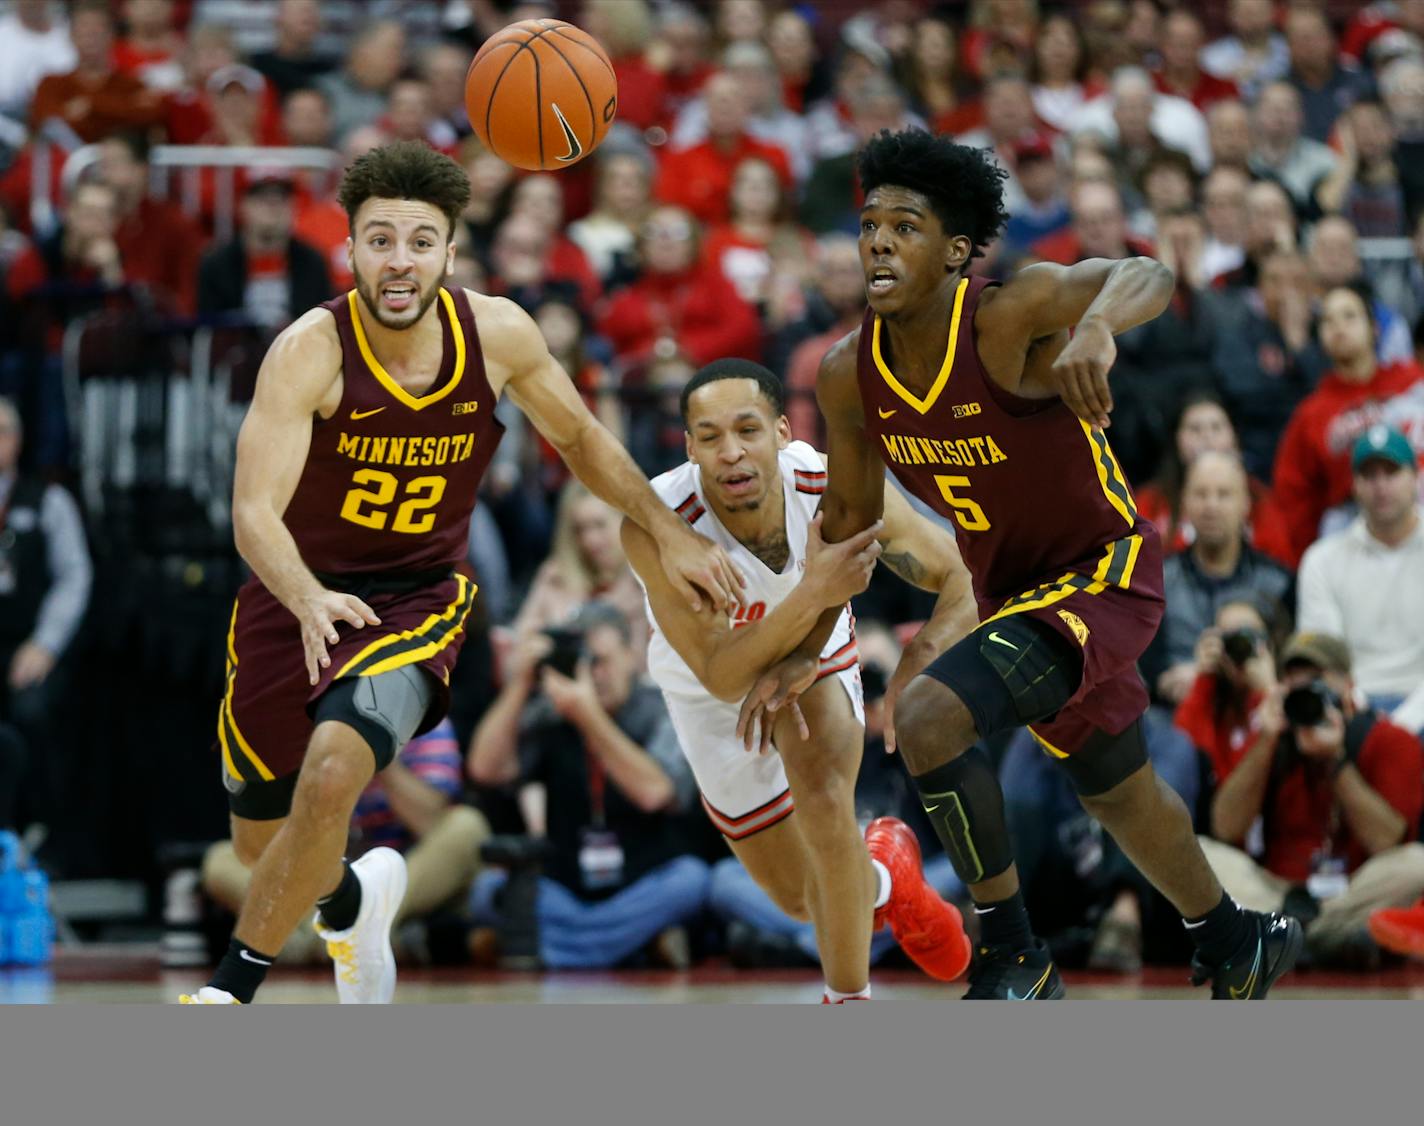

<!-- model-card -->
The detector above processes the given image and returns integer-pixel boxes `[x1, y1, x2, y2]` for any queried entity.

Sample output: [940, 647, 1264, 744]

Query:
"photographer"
[1174, 596, 1284, 788]
[465, 601, 709, 969]
[1199, 634, 1424, 967]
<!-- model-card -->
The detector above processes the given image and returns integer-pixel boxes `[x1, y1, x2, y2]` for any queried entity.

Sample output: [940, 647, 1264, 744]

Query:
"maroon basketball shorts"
[216, 571, 475, 818]
[979, 532, 1163, 758]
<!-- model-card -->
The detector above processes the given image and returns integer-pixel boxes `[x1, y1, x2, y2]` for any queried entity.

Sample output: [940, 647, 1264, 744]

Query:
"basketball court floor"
[4, 948, 1421, 1002]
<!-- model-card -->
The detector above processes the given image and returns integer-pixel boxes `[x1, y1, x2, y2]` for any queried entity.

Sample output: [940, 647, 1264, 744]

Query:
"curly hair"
[857, 129, 1010, 259]
[337, 141, 472, 239]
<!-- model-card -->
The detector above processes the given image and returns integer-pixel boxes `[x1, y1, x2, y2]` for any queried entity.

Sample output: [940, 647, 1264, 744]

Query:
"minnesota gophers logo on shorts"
[1057, 609, 1090, 646]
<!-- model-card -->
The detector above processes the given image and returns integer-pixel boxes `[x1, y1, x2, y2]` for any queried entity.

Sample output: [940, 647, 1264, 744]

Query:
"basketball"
[465, 18, 618, 172]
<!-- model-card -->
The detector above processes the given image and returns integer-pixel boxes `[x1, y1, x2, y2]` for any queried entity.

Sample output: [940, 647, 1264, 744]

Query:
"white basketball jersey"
[641, 441, 856, 699]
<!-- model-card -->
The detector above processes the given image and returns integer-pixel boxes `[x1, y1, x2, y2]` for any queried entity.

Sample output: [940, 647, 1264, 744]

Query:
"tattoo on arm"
[881, 548, 928, 587]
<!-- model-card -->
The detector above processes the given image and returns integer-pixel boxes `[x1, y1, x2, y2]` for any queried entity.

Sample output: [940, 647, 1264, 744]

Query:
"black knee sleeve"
[1057, 718, 1149, 797]
[922, 616, 1082, 739]
[913, 746, 1016, 885]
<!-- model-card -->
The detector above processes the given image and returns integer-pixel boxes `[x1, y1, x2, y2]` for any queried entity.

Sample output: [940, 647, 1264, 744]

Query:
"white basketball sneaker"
[313, 847, 408, 1004]
[179, 986, 240, 1004]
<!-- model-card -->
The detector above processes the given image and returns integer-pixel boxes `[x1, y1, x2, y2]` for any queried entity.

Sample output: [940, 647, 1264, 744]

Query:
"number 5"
[934, 474, 991, 532]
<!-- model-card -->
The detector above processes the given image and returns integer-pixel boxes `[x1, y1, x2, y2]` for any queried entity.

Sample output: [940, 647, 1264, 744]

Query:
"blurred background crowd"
[1, 0, 1423, 976]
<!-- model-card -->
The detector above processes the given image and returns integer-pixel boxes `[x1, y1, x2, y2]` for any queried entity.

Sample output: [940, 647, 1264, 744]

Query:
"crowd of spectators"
[1, 0, 1424, 974]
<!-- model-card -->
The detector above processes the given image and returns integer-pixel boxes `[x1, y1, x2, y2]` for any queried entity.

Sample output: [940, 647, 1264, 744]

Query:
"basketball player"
[625, 359, 974, 1003]
[181, 142, 742, 1004]
[738, 130, 1304, 999]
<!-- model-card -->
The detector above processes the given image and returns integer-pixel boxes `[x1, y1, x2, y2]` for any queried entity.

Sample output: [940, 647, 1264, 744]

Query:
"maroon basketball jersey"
[282, 287, 504, 576]
[856, 276, 1162, 611]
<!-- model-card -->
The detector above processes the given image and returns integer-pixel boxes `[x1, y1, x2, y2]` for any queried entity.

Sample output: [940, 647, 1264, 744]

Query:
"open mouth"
[868, 267, 898, 294]
[381, 280, 418, 310]
[720, 472, 757, 495]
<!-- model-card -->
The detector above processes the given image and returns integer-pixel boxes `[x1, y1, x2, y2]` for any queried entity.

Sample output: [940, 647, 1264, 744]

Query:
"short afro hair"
[337, 140, 471, 239]
[680, 358, 786, 425]
[857, 129, 1010, 259]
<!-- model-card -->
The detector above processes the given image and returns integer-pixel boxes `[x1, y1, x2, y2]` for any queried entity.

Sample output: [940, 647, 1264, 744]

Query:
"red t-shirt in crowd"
[293, 194, 352, 290]
[654, 134, 793, 226]
[597, 263, 763, 368]
[611, 56, 668, 131]
[1174, 672, 1264, 783]
[1262, 718, 1424, 882]
[1153, 69, 1241, 112]
[114, 197, 205, 316]
[1271, 360, 1424, 564]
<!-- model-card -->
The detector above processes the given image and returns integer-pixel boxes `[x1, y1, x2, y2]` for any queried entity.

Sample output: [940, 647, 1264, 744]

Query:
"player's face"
[685, 379, 791, 515]
[349, 198, 455, 330]
[859, 186, 969, 318]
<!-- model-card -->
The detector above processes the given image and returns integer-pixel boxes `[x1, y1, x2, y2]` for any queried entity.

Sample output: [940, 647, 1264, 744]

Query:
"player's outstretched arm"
[622, 513, 882, 704]
[231, 311, 381, 684]
[479, 294, 744, 613]
[978, 256, 1175, 429]
[735, 335, 885, 749]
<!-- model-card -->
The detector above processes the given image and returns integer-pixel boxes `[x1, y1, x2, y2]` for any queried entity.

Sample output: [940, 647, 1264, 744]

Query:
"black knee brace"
[1056, 717, 1149, 797]
[913, 746, 1016, 885]
[922, 615, 1082, 740]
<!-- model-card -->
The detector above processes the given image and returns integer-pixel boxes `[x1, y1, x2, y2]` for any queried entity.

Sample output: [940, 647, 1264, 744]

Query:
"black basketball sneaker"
[1190, 911, 1304, 999]
[962, 939, 1066, 999]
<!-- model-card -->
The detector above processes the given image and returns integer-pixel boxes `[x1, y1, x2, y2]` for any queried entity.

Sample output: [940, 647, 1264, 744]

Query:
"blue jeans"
[470, 855, 711, 969]
[707, 854, 965, 965]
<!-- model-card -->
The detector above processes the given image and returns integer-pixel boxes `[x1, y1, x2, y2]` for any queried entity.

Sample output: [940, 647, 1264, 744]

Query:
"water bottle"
[9, 870, 53, 966]
[0, 831, 21, 966]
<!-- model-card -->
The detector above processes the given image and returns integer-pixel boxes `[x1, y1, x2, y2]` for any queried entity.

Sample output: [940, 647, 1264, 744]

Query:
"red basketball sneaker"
[1368, 900, 1424, 960]
[865, 817, 971, 981]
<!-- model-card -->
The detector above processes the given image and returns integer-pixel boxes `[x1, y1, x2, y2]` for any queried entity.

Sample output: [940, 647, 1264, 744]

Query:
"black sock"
[317, 861, 362, 932]
[974, 889, 1035, 952]
[209, 937, 275, 1004]
[1183, 891, 1253, 965]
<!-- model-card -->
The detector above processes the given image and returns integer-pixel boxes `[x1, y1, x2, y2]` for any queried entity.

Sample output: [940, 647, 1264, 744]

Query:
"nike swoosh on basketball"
[878, 407, 897, 419]
[551, 103, 583, 163]
[1228, 939, 1263, 999]
[350, 407, 386, 421]
[987, 632, 1017, 650]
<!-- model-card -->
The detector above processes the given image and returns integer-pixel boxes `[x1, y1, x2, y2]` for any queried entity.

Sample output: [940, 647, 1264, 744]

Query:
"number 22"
[340, 470, 447, 533]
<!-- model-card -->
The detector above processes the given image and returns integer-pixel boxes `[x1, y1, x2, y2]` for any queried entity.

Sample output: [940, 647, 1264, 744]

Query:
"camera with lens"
[1282, 679, 1342, 728]
[539, 626, 585, 678]
[861, 661, 888, 703]
[1221, 627, 1263, 667]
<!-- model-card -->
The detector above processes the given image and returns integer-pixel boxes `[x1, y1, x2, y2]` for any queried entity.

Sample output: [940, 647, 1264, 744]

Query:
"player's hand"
[659, 525, 745, 613]
[803, 513, 884, 607]
[541, 661, 598, 722]
[8, 641, 56, 691]
[883, 636, 937, 755]
[1049, 317, 1115, 430]
[296, 590, 381, 686]
[736, 653, 818, 755]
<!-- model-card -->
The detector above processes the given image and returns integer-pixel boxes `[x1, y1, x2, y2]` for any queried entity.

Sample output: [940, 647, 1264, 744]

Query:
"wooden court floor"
[3, 948, 1423, 1003]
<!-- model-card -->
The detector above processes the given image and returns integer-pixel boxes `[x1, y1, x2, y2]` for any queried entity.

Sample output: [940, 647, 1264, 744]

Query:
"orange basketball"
[465, 18, 618, 172]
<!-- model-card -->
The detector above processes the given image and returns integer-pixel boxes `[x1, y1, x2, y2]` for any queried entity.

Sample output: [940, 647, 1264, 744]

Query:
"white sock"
[871, 859, 892, 910]
[824, 984, 872, 1003]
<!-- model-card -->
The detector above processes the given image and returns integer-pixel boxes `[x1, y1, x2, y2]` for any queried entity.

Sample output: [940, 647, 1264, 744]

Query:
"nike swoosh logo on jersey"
[552, 103, 583, 163]
[350, 407, 386, 420]
[987, 632, 1017, 650]
[877, 407, 897, 419]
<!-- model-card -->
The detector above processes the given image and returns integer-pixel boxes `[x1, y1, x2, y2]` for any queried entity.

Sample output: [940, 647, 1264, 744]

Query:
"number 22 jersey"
[281, 287, 504, 577]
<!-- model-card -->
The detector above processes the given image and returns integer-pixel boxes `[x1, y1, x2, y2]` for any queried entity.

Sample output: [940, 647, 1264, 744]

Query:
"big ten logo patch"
[452, 400, 480, 416]
[951, 402, 982, 419]
[731, 601, 768, 629]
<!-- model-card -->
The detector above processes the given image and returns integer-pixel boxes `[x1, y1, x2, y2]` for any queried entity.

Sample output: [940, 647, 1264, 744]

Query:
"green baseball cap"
[1351, 425, 1416, 472]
